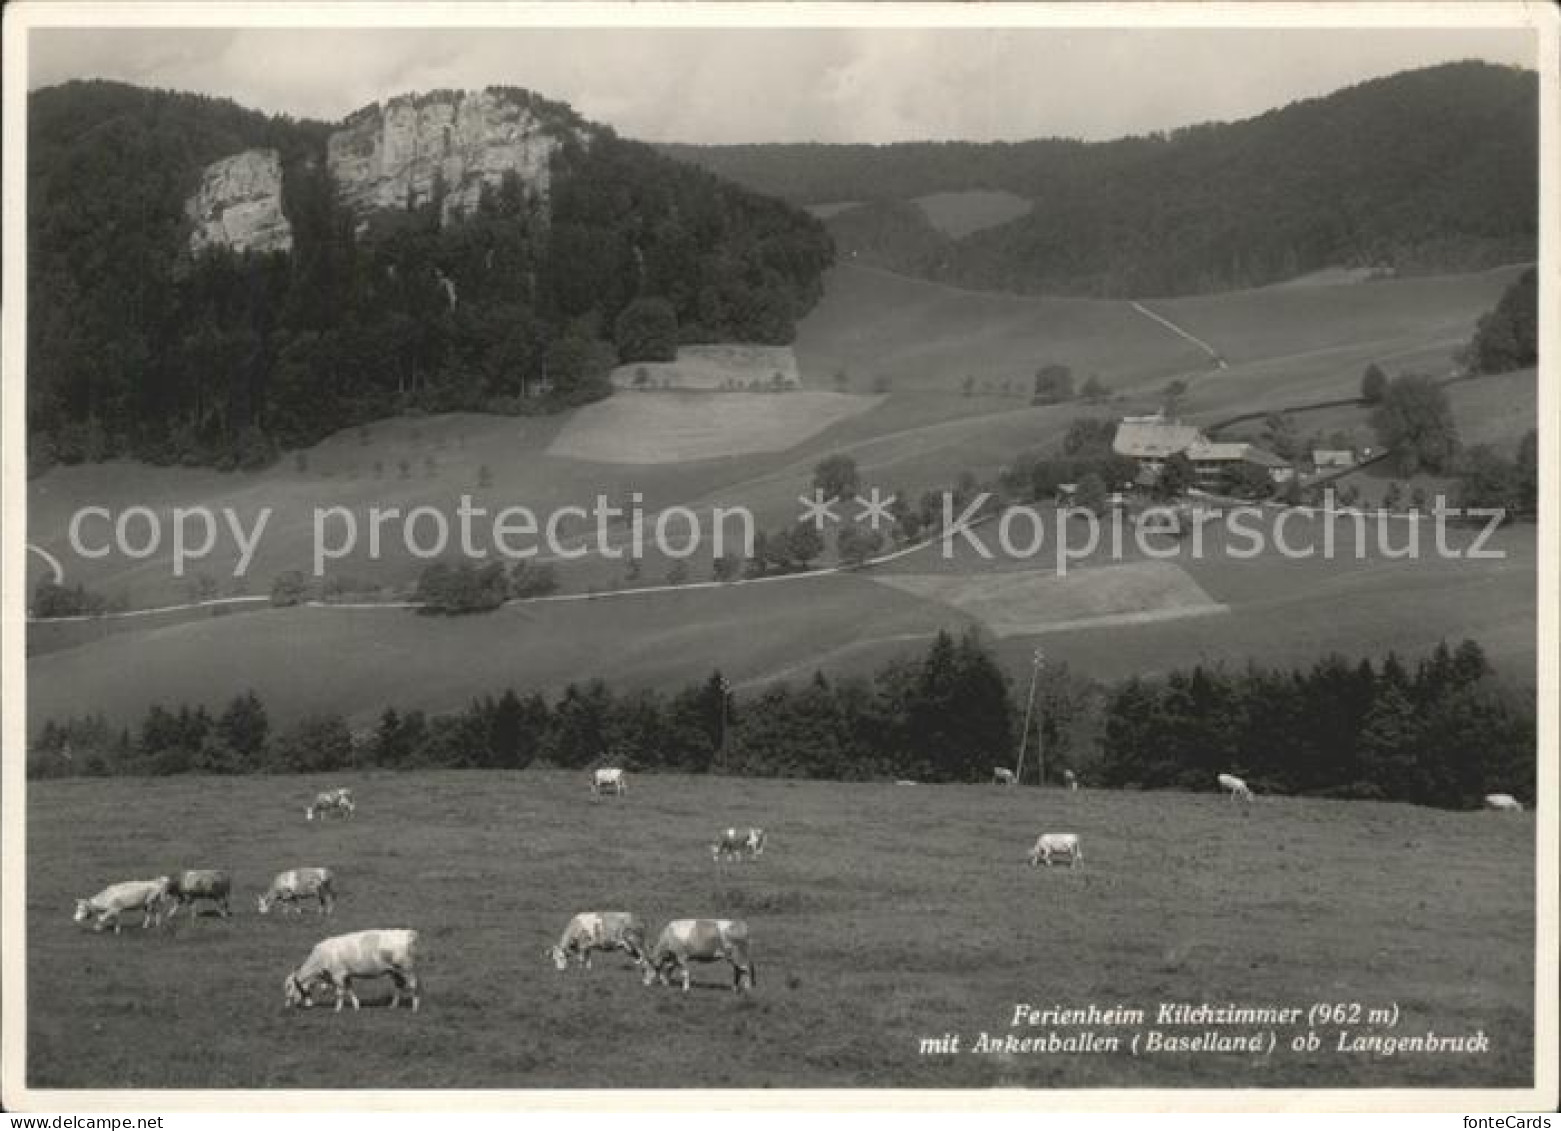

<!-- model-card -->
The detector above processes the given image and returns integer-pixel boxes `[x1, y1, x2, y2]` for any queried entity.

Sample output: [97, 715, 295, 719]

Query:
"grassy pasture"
[27, 772, 1534, 1089]
[1153, 266, 1525, 370]
[27, 517, 1536, 730]
[792, 264, 1210, 398]
[912, 190, 1033, 239]
[548, 390, 884, 464]
[871, 561, 1225, 637]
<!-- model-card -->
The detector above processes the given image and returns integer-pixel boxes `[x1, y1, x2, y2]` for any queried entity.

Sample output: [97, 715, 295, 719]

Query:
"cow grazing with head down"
[591, 768, 626, 796]
[1217, 773, 1253, 802]
[641, 919, 755, 993]
[306, 788, 355, 821]
[711, 827, 766, 862]
[258, 868, 336, 916]
[1484, 793, 1524, 812]
[162, 869, 233, 922]
[546, 912, 647, 971]
[1027, 833, 1083, 868]
[992, 767, 1016, 786]
[74, 878, 173, 933]
[284, 929, 421, 1013]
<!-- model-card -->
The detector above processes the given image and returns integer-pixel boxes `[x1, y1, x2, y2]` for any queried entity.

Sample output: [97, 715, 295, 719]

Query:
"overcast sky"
[27, 25, 1538, 144]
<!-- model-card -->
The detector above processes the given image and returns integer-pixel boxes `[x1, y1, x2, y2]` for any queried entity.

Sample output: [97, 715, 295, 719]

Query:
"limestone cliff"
[327, 89, 571, 224]
[185, 148, 292, 254]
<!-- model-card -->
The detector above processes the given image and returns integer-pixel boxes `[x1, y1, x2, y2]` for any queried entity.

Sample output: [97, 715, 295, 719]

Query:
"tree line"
[30, 635, 1533, 810]
[28, 81, 833, 471]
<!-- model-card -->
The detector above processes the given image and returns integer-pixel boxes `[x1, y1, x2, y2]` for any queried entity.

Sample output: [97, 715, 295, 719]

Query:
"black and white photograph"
[1, 1, 1555, 1113]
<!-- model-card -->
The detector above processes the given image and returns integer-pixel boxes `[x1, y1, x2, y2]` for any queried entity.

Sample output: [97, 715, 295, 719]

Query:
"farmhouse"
[1312, 448, 1357, 470]
[1112, 413, 1293, 488]
[1185, 439, 1296, 485]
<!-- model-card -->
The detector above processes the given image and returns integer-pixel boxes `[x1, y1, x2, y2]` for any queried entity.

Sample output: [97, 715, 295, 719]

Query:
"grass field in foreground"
[28, 772, 1534, 1089]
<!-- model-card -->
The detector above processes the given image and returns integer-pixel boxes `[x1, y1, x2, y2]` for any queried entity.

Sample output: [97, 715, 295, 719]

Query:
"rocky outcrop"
[327, 89, 568, 224]
[186, 149, 292, 254]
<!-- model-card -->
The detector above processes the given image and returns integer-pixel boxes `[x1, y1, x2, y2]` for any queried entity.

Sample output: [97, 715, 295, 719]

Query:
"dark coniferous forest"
[27, 81, 834, 470]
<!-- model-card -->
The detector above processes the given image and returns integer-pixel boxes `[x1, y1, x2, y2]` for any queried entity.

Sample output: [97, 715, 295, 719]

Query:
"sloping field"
[28, 772, 1534, 1088]
[28, 518, 1536, 732]
[26, 573, 966, 731]
[1153, 266, 1525, 370]
[871, 561, 1226, 637]
[913, 189, 1032, 238]
[548, 390, 883, 464]
[793, 264, 1210, 398]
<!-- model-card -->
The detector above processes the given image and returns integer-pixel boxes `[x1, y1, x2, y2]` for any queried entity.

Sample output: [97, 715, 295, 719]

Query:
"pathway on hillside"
[1129, 301, 1228, 369]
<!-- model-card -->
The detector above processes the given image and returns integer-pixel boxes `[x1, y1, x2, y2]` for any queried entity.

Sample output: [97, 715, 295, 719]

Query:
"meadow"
[27, 772, 1535, 1090]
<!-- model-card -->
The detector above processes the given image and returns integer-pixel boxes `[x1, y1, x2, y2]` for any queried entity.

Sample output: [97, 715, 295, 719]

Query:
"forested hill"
[27, 81, 832, 469]
[661, 61, 1537, 297]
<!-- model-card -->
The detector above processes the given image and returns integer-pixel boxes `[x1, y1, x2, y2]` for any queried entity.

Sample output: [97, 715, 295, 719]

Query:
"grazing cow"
[258, 867, 337, 915]
[641, 919, 755, 993]
[306, 788, 355, 821]
[710, 827, 766, 861]
[1062, 769, 1079, 791]
[1484, 793, 1524, 812]
[546, 912, 647, 971]
[1027, 833, 1083, 868]
[162, 869, 233, 921]
[284, 929, 420, 1013]
[992, 767, 1016, 786]
[1217, 773, 1253, 802]
[895, 780, 919, 786]
[591, 768, 626, 796]
[73, 877, 173, 933]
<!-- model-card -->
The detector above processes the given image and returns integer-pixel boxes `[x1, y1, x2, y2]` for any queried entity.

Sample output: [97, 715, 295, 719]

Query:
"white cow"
[258, 867, 337, 915]
[641, 919, 755, 993]
[591, 768, 626, 796]
[162, 869, 233, 921]
[284, 929, 421, 1012]
[74, 877, 173, 933]
[711, 827, 766, 861]
[992, 767, 1017, 786]
[1027, 833, 1083, 868]
[1484, 793, 1524, 812]
[306, 788, 355, 821]
[547, 912, 648, 970]
[1217, 773, 1253, 802]
[1062, 769, 1079, 791]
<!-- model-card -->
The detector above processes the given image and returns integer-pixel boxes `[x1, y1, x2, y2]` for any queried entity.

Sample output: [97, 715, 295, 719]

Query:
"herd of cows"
[69, 778, 771, 1011]
[67, 769, 1529, 1014]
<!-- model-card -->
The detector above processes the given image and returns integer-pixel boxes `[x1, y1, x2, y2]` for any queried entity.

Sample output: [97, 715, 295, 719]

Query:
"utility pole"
[1013, 648, 1044, 785]
[717, 674, 732, 770]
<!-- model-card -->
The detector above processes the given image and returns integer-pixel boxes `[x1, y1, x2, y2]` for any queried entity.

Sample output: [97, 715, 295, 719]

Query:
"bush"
[508, 562, 560, 599]
[414, 562, 510, 614]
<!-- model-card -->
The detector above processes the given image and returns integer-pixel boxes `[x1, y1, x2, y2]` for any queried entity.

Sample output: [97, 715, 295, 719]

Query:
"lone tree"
[1370, 374, 1459, 475]
[813, 454, 860, 500]
[1080, 374, 1110, 403]
[837, 525, 885, 568]
[1032, 363, 1075, 404]
[1361, 363, 1389, 404]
